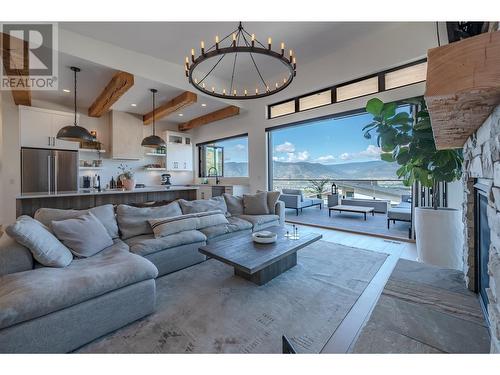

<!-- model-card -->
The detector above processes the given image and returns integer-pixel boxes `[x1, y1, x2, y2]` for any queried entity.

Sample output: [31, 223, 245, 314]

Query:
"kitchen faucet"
[207, 167, 220, 184]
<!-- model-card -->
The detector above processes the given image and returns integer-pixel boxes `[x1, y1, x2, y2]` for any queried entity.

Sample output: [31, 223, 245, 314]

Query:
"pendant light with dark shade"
[141, 88, 166, 148]
[56, 67, 94, 142]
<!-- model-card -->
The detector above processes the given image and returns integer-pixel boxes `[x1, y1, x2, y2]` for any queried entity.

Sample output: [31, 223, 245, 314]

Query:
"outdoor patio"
[284, 206, 411, 240]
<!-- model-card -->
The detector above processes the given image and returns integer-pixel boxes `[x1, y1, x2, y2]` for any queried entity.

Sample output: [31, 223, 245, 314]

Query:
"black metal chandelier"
[185, 22, 296, 100]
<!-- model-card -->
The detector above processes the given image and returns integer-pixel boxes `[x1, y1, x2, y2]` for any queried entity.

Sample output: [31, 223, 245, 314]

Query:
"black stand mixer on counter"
[161, 174, 171, 185]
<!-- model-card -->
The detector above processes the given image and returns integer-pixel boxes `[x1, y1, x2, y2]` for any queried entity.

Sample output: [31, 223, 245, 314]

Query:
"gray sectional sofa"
[0, 194, 284, 353]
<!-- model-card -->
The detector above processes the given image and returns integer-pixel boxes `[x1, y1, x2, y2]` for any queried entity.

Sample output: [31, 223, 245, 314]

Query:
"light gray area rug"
[78, 240, 388, 353]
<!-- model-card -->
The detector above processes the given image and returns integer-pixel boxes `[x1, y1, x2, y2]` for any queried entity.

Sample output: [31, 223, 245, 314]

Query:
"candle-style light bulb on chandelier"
[185, 22, 296, 100]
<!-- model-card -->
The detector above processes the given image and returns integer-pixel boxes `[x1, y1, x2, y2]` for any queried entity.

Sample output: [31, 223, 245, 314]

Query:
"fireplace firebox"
[474, 183, 491, 319]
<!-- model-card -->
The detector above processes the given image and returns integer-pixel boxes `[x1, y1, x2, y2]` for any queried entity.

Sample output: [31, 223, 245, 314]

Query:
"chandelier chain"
[229, 30, 242, 93]
[241, 31, 268, 89]
[198, 53, 226, 85]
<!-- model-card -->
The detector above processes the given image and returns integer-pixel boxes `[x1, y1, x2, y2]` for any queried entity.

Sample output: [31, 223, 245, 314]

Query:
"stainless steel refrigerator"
[21, 148, 79, 194]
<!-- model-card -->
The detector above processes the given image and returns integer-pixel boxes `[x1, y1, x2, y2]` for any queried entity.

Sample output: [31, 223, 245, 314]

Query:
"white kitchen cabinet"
[19, 106, 79, 150]
[110, 111, 144, 160]
[163, 130, 193, 171]
[196, 185, 212, 200]
[195, 185, 249, 200]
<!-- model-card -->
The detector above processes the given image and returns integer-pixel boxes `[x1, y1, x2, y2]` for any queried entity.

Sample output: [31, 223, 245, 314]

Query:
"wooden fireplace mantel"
[425, 31, 500, 150]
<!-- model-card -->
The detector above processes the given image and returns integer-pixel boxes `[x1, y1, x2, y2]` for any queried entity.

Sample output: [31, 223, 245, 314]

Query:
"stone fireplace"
[462, 105, 500, 353]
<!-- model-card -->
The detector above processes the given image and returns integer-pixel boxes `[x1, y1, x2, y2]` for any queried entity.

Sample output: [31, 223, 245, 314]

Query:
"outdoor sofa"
[280, 189, 323, 215]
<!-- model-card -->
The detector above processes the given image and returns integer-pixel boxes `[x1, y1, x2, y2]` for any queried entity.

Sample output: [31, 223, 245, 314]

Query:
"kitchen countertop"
[16, 185, 198, 199]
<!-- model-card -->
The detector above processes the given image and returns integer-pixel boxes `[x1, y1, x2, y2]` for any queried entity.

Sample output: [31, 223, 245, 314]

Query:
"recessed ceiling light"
[131, 103, 137, 107]
[63, 89, 70, 93]
[201, 103, 207, 107]
[178, 113, 184, 117]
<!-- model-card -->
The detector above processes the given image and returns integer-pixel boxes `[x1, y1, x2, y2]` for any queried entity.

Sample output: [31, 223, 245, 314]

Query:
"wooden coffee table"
[199, 226, 322, 285]
[328, 204, 375, 220]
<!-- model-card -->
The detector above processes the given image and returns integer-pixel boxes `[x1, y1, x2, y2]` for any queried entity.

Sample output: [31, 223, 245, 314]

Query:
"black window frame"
[197, 133, 249, 178]
[267, 58, 427, 120]
[266, 101, 416, 190]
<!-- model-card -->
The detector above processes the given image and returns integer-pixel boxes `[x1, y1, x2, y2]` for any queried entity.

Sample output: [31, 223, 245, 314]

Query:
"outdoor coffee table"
[328, 204, 375, 220]
[199, 226, 322, 285]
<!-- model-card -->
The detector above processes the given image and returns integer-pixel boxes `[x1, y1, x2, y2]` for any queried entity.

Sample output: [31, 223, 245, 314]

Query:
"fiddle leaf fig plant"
[363, 97, 463, 209]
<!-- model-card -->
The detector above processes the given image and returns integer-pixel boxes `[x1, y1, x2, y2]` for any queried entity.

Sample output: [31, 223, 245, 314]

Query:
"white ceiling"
[57, 22, 392, 102]
[32, 52, 227, 124]
[60, 22, 383, 67]
[33, 22, 413, 123]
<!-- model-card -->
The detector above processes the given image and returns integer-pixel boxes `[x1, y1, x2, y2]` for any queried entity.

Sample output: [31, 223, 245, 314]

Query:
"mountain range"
[224, 160, 400, 180]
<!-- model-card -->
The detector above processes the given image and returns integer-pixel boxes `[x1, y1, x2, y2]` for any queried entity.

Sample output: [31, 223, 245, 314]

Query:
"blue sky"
[272, 108, 409, 165]
[218, 107, 410, 165]
[271, 112, 379, 164]
[218, 137, 249, 163]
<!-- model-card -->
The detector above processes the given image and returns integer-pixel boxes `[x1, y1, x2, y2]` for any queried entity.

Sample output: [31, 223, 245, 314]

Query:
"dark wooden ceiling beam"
[1, 32, 31, 106]
[178, 105, 240, 131]
[143, 91, 197, 125]
[88, 71, 134, 117]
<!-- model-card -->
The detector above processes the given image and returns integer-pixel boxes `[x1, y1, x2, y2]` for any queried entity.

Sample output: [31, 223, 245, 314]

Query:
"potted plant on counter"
[363, 97, 463, 269]
[118, 164, 136, 191]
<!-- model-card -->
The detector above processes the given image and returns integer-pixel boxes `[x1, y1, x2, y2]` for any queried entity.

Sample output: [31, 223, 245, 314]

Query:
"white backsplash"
[79, 154, 194, 188]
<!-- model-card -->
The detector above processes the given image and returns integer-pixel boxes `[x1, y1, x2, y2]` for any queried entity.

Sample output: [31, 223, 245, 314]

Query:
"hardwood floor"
[288, 223, 417, 353]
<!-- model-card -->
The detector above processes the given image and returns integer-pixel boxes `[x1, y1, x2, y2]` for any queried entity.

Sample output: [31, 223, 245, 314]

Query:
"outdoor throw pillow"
[52, 212, 114, 258]
[149, 210, 229, 238]
[243, 191, 270, 215]
[6, 216, 73, 267]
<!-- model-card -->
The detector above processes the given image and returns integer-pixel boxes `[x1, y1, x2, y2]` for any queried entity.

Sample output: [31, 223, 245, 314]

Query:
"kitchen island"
[16, 186, 198, 217]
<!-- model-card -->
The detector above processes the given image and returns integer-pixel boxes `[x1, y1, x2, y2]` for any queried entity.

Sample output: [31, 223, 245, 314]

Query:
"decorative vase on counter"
[122, 178, 136, 191]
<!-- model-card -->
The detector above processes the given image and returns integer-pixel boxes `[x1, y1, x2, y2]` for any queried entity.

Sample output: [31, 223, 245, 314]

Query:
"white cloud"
[275, 141, 295, 153]
[286, 150, 310, 162]
[274, 151, 310, 162]
[339, 152, 352, 161]
[234, 144, 246, 151]
[314, 155, 336, 163]
[339, 145, 381, 161]
[359, 145, 381, 158]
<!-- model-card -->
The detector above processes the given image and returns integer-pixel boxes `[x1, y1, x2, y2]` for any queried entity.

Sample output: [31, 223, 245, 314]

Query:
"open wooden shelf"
[79, 167, 104, 170]
[79, 149, 106, 153]
[145, 167, 166, 171]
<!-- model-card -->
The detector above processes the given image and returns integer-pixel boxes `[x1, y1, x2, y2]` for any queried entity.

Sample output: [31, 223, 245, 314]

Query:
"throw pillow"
[34, 204, 119, 239]
[6, 216, 73, 267]
[116, 202, 182, 239]
[257, 190, 281, 214]
[223, 193, 244, 215]
[149, 210, 229, 238]
[52, 212, 114, 258]
[243, 192, 269, 215]
[178, 196, 229, 216]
